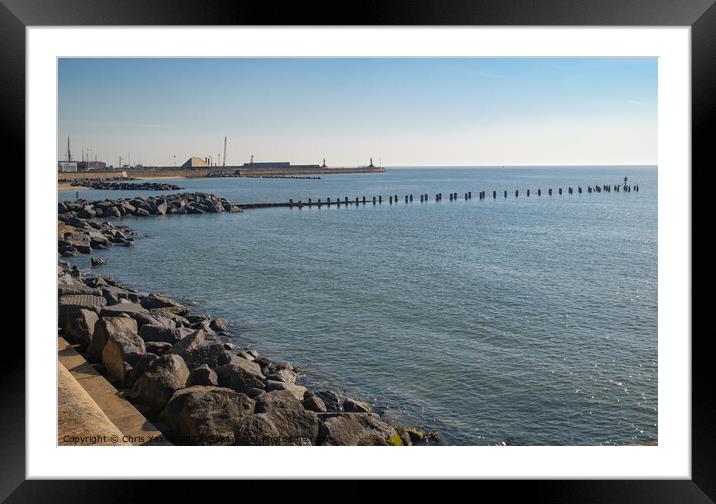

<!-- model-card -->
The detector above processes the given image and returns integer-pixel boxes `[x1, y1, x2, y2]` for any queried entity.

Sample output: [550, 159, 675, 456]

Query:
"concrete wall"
[128, 168, 212, 178]
[238, 166, 385, 176]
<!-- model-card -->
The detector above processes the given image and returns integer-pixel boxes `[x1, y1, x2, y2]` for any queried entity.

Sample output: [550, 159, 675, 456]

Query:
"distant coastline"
[58, 165, 385, 183]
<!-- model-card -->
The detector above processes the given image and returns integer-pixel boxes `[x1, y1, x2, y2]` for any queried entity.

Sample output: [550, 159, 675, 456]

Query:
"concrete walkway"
[58, 337, 170, 446]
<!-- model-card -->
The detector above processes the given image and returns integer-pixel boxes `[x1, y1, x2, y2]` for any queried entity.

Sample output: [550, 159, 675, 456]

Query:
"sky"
[58, 58, 657, 167]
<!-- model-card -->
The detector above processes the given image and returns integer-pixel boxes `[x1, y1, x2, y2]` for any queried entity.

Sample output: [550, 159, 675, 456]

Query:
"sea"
[59, 166, 658, 445]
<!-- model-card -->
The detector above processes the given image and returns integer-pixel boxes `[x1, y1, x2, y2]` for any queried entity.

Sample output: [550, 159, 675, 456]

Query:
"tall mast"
[66, 136, 72, 162]
[223, 136, 227, 167]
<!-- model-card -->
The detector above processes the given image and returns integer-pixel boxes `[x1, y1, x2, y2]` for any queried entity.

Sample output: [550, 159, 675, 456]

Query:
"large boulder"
[265, 367, 297, 384]
[316, 390, 343, 412]
[139, 324, 191, 344]
[140, 293, 189, 315]
[57, 283, 102, 298]
[155, 202, 167, 215]
[166, 328, 205, 355]
[101, 330, 146, 387]
[129, 312, 175, 329]
[58, 294, 106, 329]
[64, 233, 91, 253]
[100, 299, 149, 317]
[63, 308, 98, 349]
[232, 414, 281, 445]
[209, 318, 229, 332]
[166, 330, 233, 369]
[265, 380, 307, 401]
[318, 413, 398, 446]
[301, 396, 327, 413]
[86, 230, 111, 249]
[187, 365, 219, 387]
[234, 408, 319, 446]
[104, 206, 121, 218]
[87, 316, 138, 363]
[100, 301, 149, 317]
[216, 357, 266, 394]
[145, 341, 172, 356]
[130, 354, 190, 416]
[162, 386, 255, 445]
[254, 389, 303, 413]
[343, 398, 372, 413]
[101, 286, 141, 305]
[129, 353, 159, 386]
[90, 256, 106, 267]
[119, 200, 136, 214]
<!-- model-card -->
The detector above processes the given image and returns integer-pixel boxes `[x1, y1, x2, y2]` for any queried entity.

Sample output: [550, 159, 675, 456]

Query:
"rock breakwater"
[65, 179, 184, 191]
[58, 262, 435, 445]
[57, 192, 434, 445]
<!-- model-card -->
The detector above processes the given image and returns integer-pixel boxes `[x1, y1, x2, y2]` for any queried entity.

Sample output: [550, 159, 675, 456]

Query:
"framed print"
[9, 0, 711, 499]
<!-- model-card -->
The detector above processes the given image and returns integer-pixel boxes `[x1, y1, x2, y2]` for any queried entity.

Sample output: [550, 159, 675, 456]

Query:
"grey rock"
[100, 301, 149, 317]
[104, 206, 121, 217]
[102, 330, 146, 387]
[209, 318, 229, 332]
[343, 398, 372, 413]
[58, 294, 106, 329]
[129, 353, 160, 386]
[235, 408, 318, 446]
[90, 256, 106, 267]
[265, 381, 308, 401]
[83, 276, 107, 288]
[144, 341, 172, 356]
[86, 316, 138, 363]
[301, 396, 327, 413]
[139, 324, 191, 344]
[254, 390, 304, 413]
[140, 293, 188, 315]
[316, 390, 343, 412]
[187, 364, 219, 387]
[130, 354, 189, 416]
[217, 359, 266, 395]
[167, 328, 205, 355]
[318, 413, 398, 446]
[167, 330, 233, 369]
[246, 387, 264, 398]
[232, 414, 281, 445]
[63, 308, 98, 349]
[129, 312, 175, 330]
[101, 286, 142, 305]
[266, 367, 297, 384]
[162, 386, 254, 445]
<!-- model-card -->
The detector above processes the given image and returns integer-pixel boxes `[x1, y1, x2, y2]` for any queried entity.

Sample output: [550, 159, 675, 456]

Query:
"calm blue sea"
[60, 166, 658, 445]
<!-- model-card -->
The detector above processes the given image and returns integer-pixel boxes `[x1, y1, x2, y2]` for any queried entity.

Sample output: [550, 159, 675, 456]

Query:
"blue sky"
[58, 58, 657, 167]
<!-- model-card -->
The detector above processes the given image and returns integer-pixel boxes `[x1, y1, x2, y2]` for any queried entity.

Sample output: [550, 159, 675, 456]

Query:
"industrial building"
[77, 160, 107, 171]
[58, 162, 77, 173]
[181, 156, 210, 169]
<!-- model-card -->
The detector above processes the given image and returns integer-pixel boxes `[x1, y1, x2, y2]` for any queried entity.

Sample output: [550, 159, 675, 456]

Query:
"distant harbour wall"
[237, 166, 385, 176]
[58, 166, 384, 182]
[127, 168, 212, 178]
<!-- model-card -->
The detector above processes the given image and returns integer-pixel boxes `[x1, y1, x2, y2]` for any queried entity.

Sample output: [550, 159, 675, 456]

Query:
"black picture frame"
[6, 0, 710, 500]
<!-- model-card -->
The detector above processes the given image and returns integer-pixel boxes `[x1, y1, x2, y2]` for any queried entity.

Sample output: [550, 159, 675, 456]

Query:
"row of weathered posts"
[280, 183, 639, 209]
